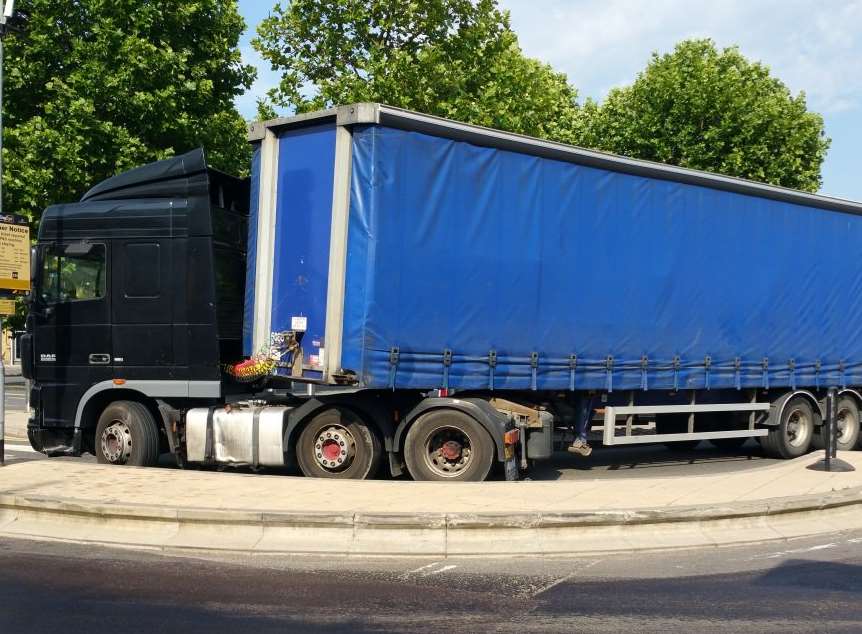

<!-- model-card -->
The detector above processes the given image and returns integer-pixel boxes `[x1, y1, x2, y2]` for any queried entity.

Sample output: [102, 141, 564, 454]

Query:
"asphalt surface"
[1, 531, 861, 632]
[2, 379, 24, 412]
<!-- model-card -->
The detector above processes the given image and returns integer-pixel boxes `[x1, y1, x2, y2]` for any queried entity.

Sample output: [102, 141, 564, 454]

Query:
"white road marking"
[406, 562, 442, 575]
[422, 565, 457, 576]
[399, 562, 459, 580]
[532, 559, 602, 597]
[4, 443, 36, 454]
[750, 542, 839, 560]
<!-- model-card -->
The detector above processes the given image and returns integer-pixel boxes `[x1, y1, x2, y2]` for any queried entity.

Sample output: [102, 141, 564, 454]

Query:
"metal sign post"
[0, 2, 10, 466]
[0, 1, 23, 466]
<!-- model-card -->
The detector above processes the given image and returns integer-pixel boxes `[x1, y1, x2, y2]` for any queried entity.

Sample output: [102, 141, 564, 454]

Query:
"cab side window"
[40, 244, 106, 304]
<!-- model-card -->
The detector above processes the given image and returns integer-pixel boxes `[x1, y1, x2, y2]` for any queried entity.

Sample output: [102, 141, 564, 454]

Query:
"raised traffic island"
[1, 455, 861, 557]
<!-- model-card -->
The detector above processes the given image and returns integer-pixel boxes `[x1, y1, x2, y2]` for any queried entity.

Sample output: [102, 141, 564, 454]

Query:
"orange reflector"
[504, 429, 520, 445]
[113, 379, 126, 385]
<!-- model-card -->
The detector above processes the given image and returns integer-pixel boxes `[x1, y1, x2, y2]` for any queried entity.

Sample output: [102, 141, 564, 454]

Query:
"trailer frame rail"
[602, 402, 770, 446]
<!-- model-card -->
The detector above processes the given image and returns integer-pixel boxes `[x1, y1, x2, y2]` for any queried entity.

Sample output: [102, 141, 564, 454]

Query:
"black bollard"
[809, 386, 855, 472]
[826, 387, 834, 470]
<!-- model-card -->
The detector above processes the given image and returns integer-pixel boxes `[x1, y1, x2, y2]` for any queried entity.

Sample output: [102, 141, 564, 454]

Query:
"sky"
[236, 0, 862, 201]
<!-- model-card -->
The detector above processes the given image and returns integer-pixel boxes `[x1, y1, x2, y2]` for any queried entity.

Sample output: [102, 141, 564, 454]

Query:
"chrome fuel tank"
[185, 405, 291, 467]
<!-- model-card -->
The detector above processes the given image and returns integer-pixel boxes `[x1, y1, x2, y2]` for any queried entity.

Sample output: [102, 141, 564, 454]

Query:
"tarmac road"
[2, 379, 25, 412]
[0, 531, 861, 632]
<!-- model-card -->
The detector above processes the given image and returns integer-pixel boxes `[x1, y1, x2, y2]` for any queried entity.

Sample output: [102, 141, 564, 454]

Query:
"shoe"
[567, 438, 592, 456]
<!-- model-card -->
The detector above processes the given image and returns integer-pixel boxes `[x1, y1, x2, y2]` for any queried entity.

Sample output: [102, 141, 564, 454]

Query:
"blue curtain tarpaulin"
[341, 124, 862, 392]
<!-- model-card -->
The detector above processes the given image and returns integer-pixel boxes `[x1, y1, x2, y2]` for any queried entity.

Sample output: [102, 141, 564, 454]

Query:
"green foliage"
[4, 0, 256, 227]
[253, 0, 580, 140]
[576, 39, 830, 192]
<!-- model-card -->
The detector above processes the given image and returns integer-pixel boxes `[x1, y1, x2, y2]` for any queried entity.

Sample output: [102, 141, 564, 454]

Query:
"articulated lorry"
[20, 103, 862, 481]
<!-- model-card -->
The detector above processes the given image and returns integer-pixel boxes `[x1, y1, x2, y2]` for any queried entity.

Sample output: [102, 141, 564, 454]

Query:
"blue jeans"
[576, 396, 595, 442]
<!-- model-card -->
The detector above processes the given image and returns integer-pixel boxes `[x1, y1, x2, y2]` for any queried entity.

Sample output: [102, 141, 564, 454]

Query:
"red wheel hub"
[321, 439, 342, 461]
[440, 440, 462, 461]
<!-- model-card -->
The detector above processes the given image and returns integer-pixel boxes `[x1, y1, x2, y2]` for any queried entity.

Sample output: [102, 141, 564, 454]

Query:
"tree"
[3, 0, 256, 227]
[253, 0, 580, 142]
[575, 39, 830, 192]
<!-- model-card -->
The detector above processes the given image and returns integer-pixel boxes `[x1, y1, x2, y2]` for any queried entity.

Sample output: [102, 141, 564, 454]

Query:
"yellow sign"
[0, 215, 29, 291]
[0, 299, 14, 315]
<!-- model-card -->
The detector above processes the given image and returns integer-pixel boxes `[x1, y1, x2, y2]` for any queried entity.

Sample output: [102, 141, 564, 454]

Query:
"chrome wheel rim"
[785, 408, 812, 448]
[836, 407, 857, 445]
[314, 425, 356, 471]
[101, 421, 132, 464]
[422, 426, 473, 478]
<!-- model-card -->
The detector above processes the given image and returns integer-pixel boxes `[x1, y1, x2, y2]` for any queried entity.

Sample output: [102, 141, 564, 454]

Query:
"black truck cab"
[21, 149, 249, 455]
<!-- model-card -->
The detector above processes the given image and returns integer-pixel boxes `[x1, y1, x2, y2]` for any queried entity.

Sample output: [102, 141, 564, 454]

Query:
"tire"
[296, 408, 382, 480]
[655, 414, 700, 451]
[813, 396, 860, 452]
[27, 426, 43, 453]
[761, 396, 815, 459]
[404, 409, 495, 482]
[95, 400, 160, 467]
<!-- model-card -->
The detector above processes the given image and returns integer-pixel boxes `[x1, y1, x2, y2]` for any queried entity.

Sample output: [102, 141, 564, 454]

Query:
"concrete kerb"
[0, 486, 861, 557]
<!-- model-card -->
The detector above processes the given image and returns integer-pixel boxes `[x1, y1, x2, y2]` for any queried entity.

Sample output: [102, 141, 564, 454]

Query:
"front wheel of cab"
[94, 400, 160, 467]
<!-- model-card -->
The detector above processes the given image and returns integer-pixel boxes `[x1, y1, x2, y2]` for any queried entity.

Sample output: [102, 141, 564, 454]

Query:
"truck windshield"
[39, 244, 106, 304]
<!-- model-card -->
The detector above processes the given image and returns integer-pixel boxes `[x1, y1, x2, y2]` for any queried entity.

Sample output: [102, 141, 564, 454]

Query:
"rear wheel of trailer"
[813, 395, 860, 452]
[760, 396, 815, 459]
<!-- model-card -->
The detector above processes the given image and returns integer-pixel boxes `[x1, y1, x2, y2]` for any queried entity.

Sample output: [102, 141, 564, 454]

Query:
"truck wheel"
[762, 397, 815, 459]
[296, 408, 382, 479]
[655, 414, 700, 450]
[95, 401, 160, 467]
[404, 409, 494, 482]
[813, 397, 860, 452]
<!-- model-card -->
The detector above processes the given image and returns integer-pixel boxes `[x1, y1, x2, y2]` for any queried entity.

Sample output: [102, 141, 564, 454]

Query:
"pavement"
[0, 445, 861, 557]
[4, 409, 26, 440]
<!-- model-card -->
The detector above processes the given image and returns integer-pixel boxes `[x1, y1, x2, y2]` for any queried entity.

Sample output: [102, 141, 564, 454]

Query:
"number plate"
[504, 457, 519, 481]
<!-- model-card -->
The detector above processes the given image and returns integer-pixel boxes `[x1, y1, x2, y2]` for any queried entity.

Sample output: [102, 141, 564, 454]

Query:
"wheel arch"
[75, 389, 162, 453]
[393, 398, 511, 462]
[836, 388, 862, 412]
[75, 380, 219, 430]
[770, 390, 822, 427]
[283, 396, 397, 461]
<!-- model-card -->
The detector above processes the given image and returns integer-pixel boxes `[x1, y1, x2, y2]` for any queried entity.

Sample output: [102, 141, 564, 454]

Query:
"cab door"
[32, 241, 111, 427]
[110, 239, 173, 377]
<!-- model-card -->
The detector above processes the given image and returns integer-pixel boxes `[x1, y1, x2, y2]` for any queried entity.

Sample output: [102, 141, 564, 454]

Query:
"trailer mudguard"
[282, 395, 398, 464]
